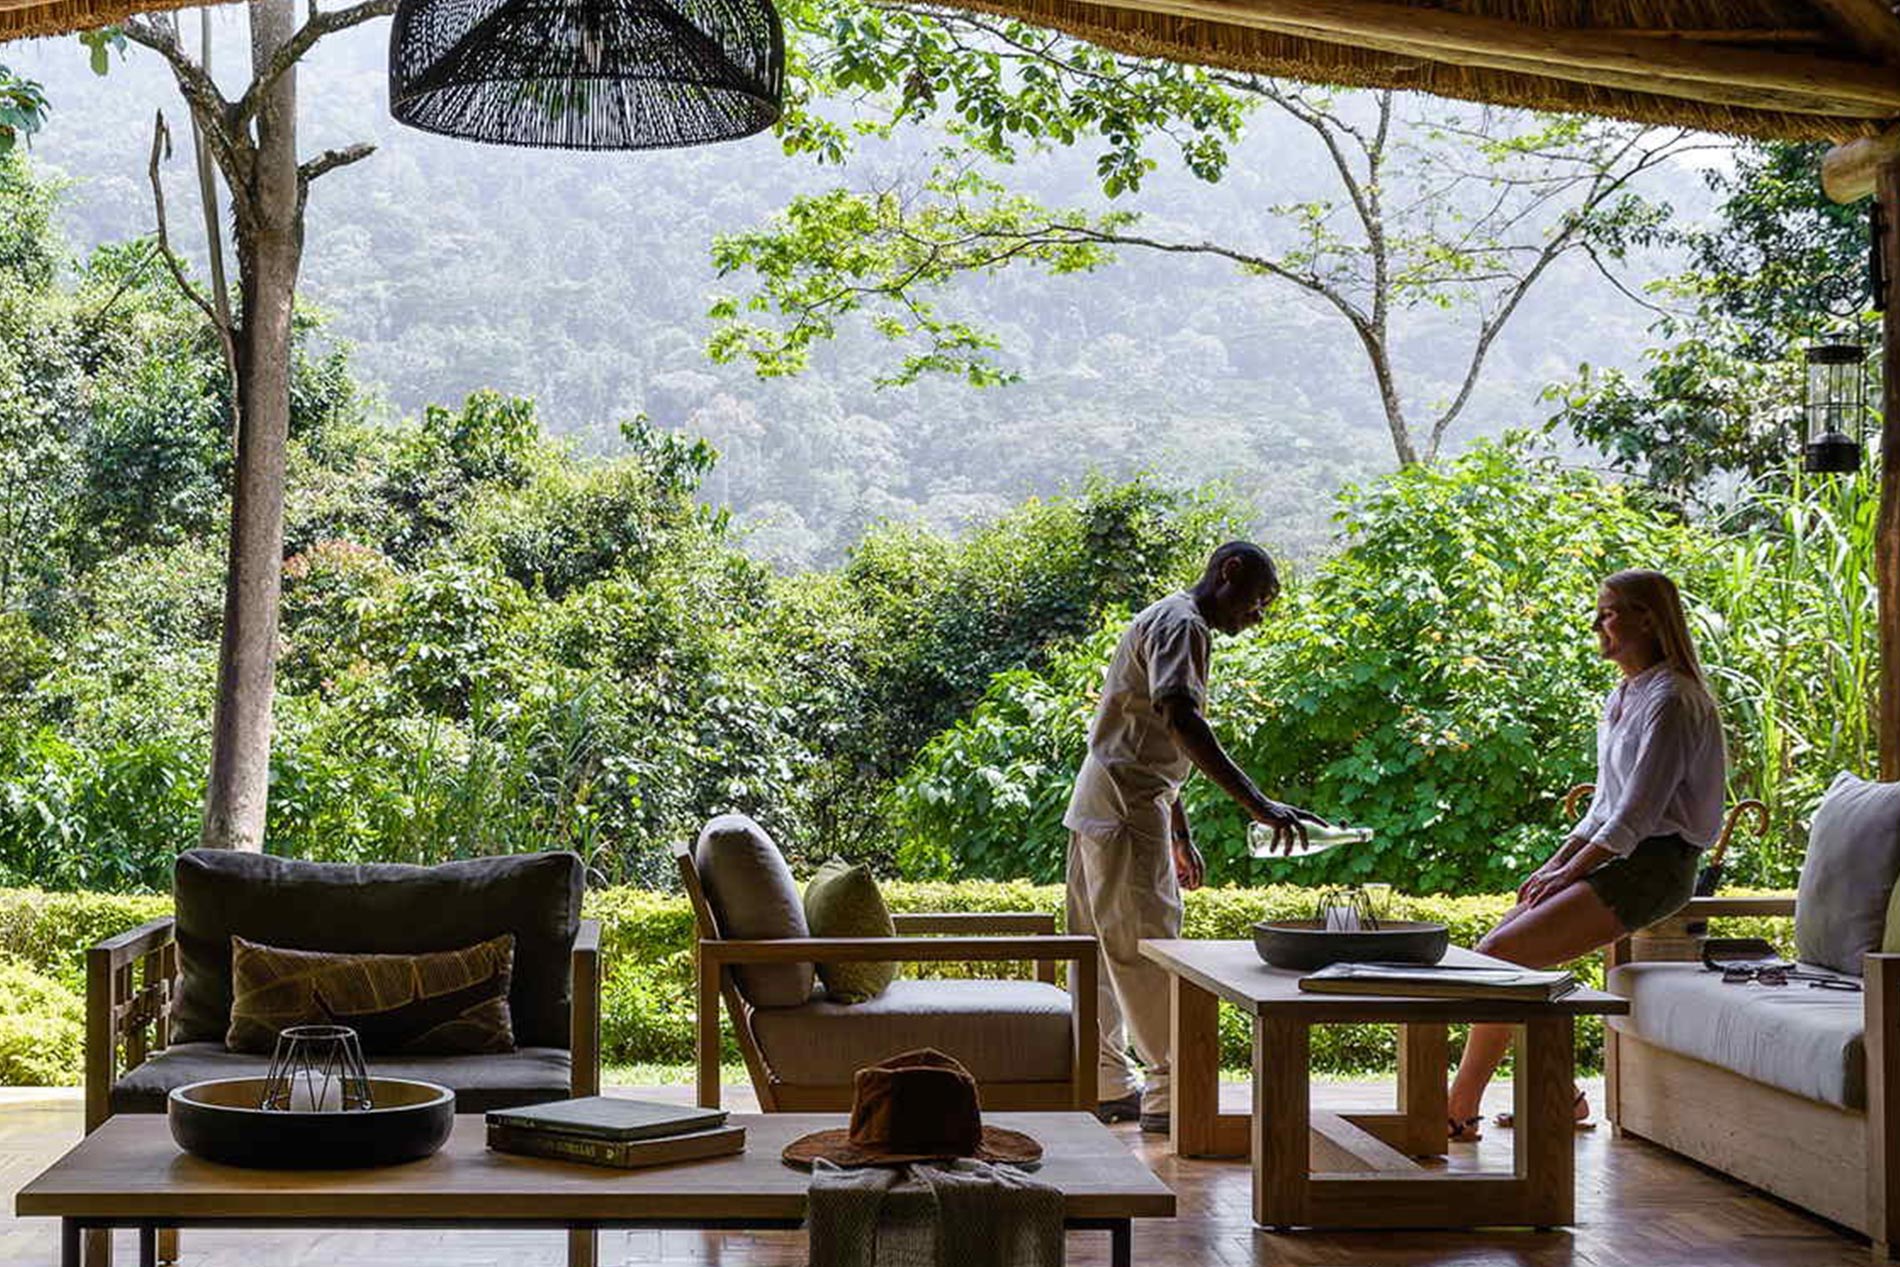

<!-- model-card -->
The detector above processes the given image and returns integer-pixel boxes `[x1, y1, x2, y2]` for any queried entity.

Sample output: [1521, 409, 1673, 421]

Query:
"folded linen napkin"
[806, 1159, 1063, 1267]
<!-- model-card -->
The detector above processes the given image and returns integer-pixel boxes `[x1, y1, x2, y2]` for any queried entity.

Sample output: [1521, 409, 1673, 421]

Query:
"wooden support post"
[1881, 158, 1900, 780]
[1866, 954, 1900, 1260]
[1252, 1016, 1311, 1229]
[1395, 1023, 1449, 1156]
[695, 944, 721, 1111]
[1517, 1016, 1578, 1228]
[1171, 975, 1221, 1156]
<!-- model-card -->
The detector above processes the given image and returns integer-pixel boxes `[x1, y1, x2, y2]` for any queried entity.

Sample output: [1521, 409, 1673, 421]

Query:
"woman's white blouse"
[1571, 664, 1726, 856]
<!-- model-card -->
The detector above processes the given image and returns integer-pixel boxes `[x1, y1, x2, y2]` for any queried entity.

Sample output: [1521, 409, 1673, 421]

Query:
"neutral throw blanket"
[806, 1159, 1064, 1267]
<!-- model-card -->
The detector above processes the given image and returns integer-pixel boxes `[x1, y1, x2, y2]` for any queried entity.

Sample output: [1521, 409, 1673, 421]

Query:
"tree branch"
[148, 109, 240, 403]
[237, 0, 399, 128]
[300, 143, 376, 186]
[122, 15, 241, 190]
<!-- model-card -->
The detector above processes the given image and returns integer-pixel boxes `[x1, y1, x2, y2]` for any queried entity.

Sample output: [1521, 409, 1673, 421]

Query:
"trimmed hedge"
[0, 884, 1796, 1086]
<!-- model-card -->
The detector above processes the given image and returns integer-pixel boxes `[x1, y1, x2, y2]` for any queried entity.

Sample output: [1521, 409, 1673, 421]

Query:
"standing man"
[1064, 541, 1315, 1133]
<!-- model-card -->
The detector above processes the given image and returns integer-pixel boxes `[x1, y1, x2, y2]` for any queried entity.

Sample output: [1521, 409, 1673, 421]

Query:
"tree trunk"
[200, 0, 300, 850]
[1880, 159, 1900, 781]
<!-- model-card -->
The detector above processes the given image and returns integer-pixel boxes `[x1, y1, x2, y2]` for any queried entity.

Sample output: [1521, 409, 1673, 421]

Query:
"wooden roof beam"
[1824, 124, 1900, 202]
[1807, 0, 1900, 66]
[1075, 0, 1900, 116]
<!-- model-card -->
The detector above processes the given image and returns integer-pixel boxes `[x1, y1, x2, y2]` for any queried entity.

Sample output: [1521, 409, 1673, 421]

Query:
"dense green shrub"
[0, 883, 1799, 1084]
[895, 440, 1711, 892]
[0, 957, 82, 1085]
[892, 439, 1874, 892]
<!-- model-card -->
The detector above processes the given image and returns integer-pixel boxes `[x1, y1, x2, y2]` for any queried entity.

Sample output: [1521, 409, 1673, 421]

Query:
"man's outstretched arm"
[1159, 695, 1313, 851]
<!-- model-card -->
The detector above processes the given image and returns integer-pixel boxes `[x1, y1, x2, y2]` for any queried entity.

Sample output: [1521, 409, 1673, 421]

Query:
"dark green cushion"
[226, 934, 516, 1055]
[173, 850, 581, 1048]
[803, 860, 896, 1003]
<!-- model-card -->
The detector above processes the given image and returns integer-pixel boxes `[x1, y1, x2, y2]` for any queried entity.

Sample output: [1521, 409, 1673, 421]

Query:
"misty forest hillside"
[10, 19, 1711, 565]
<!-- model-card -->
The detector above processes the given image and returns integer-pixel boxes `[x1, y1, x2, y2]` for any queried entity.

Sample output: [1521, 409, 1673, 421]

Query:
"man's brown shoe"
[1094, 1091, 1142, 1124]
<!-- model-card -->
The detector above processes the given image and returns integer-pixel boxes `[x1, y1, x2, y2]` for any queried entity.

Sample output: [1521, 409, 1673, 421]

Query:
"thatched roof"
[950, 0, 1900, 141]
[5, 0, 1900, 142]
[1, 0, 203, 43]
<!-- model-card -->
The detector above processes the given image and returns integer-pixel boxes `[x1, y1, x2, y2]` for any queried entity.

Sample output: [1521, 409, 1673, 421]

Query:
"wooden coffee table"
[1139, 940, 1627, 1231]
[18, 1111, 1172, 1267]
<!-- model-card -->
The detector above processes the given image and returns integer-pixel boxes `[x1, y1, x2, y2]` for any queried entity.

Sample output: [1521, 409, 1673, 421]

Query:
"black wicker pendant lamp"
[389, 0, 784, 150]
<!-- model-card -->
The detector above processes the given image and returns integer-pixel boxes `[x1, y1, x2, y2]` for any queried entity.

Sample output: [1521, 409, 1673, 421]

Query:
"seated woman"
[1447, 568, 1725, 1142]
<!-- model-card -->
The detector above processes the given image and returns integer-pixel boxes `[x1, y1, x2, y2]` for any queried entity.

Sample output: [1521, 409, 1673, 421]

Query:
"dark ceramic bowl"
[169, 1077, 454, 1169]
[1251, 919, 1450, 972]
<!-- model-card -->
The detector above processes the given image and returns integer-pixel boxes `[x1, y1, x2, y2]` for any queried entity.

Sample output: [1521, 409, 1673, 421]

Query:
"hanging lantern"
[389, 0, 784, 151]
[1801, 343, 1868, 474]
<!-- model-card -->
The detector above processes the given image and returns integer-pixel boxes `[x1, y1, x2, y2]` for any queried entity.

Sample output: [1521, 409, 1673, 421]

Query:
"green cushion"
[803, 861, 896, 1003]
[1884, 875, 1900, 955]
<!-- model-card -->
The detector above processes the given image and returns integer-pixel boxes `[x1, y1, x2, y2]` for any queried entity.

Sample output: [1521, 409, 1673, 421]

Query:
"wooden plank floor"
[0, 1080, 1867, 1266]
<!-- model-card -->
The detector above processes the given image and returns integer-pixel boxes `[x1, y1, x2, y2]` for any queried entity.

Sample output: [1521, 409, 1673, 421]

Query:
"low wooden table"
[1139, 940, 1627, 1231]
[18, 1111, 1173, 1267]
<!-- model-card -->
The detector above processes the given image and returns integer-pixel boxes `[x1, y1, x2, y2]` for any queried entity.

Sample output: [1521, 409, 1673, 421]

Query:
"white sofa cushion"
[750, 979, 1073, 1086]
[1609, 961, 1865, 1109]
[1796, 772, 1900, 976]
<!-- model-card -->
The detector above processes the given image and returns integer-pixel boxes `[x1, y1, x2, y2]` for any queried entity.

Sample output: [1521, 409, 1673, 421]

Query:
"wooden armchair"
[674, 842, 1098, 1112]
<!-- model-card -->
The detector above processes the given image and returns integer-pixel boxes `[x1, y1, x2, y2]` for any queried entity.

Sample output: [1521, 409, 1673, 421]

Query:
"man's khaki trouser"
[1065, 827, 1183, 1116]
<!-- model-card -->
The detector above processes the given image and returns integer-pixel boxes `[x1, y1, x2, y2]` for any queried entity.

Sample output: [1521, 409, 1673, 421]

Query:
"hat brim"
[781, 1125, 1042, 1169]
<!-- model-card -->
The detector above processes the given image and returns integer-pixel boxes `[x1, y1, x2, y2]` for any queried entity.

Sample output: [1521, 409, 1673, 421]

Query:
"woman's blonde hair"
[1602, 569, 1706, 686]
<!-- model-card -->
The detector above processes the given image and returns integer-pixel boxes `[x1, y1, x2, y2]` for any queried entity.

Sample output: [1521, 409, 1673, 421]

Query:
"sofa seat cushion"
[1609, 962, 1865, 1109]
[750, 979, 1073, 1086]
[109, 1043, 571, 1116]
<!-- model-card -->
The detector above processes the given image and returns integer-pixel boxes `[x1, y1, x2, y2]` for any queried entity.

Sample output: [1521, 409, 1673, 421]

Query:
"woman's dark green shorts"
[1582, 834, 1700, 932]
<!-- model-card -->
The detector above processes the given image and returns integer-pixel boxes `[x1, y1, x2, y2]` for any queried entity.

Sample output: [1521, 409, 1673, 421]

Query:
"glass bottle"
[1247, 819, 1373, 859]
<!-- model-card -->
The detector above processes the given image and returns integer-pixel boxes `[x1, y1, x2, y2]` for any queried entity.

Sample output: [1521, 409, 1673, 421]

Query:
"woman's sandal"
[1448, 1115, 1484, 1143]
[1493, 1089, 1594, 1131]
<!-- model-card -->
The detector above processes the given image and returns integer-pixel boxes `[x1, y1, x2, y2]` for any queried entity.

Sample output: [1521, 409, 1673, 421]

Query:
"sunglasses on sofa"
[1718, 964, 1862, 992]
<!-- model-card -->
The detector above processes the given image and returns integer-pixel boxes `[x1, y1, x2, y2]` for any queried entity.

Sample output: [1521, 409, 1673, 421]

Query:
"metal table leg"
[1111, 1218, 1131, 1267]
[137, 1227, 154, 1267]
[59, 1219, 78, 1267]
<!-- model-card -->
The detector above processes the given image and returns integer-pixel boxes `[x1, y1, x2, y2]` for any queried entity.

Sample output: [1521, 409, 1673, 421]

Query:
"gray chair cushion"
[110, 1042, 572, 1116]
[1796, 772, 1900, 976]
[694, 815, 813, 1008]
[1609, 962, 1865, 1109]
[749, 979, 1073, 1086]
[173, 850, 583, 1048]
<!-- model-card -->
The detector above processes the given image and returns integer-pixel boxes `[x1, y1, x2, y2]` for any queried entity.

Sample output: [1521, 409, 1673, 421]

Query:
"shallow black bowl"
[1251, 919, 1450, 972]
[169, 1077, 455, 1169]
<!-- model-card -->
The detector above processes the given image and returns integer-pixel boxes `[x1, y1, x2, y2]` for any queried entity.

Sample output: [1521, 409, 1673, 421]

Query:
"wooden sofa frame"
[673, 843, 1099, 1112]
[83, 916, 602, 1267]
[1606, 895, 1899, 1259]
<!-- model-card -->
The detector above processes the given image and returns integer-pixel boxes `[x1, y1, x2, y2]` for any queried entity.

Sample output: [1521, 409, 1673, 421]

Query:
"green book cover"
[485, 1096, 729, 1143]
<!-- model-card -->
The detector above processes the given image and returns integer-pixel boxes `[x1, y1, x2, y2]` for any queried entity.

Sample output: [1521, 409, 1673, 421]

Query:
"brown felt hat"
[781, 1048, 1042, 1168]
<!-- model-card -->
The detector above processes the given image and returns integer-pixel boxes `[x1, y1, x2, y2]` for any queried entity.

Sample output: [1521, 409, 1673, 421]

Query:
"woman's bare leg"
[1446, 880, 1626, 1130]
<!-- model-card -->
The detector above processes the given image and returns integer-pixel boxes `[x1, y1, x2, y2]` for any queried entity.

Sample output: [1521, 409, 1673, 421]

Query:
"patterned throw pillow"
[226, 934, 516, 1055]
[803, 860, 897, 1003]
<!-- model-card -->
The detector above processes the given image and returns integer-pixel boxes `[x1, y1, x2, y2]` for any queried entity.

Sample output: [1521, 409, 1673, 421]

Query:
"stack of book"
[485, 1096, 745, 1169]
[1298, 962, 1578, 1001]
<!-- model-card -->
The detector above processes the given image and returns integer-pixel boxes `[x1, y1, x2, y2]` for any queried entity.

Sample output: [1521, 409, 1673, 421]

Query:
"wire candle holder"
[260, 1025, 373, 1113]
[1312, 886, 1382, 932]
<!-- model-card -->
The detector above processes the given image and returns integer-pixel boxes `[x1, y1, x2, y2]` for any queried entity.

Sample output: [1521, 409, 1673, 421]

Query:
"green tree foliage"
[0, 65, 47, 157]
[1548, 142, 1875, 512]
[0, 159, 1239, 887]
[720, 0, 1706, 467]
[894, 438, 1871, 891]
